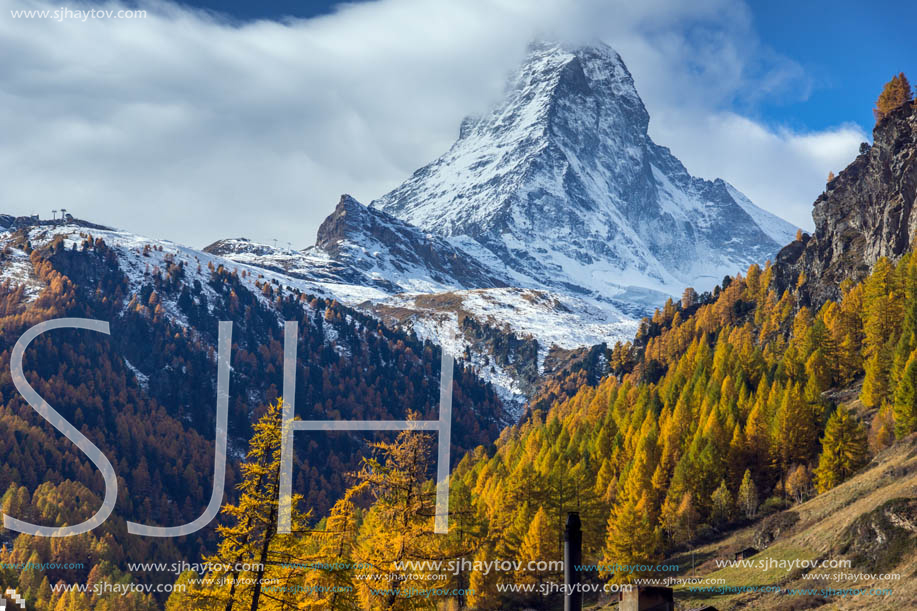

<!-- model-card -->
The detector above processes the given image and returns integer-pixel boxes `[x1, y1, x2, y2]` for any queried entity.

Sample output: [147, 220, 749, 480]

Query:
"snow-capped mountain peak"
[199, 41, 799, 407]
[373, 41, 798, 308]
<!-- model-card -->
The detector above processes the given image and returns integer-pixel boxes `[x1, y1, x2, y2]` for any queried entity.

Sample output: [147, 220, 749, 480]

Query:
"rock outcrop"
[775, 103, 917, 306]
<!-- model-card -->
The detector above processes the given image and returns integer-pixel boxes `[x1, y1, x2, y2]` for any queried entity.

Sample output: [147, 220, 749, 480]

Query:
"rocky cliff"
[775, 103, 917, 305]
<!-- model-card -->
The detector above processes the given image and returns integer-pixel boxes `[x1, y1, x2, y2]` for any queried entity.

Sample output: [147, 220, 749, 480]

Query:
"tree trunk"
[249, 502, 277, 611]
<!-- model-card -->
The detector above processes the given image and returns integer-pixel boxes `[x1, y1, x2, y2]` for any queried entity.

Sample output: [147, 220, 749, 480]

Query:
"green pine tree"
[892, 350, 917, 437]
[814, 406, 868, 493]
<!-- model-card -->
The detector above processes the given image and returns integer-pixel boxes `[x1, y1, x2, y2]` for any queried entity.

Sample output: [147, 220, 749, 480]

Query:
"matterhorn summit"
[373, 41, 797, 313]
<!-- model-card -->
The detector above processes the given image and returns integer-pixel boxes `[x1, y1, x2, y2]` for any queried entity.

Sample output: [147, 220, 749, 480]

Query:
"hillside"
[673, 431, 917, 610]
[0, 219, 505, 608]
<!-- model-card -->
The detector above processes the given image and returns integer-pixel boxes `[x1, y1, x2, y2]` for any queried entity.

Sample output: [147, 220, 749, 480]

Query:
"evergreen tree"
[299, 485, 364, 610]
[861, 258, 902, 407]
[814, 406, 868, 493]
[892, 350, 917, 437]
[516, 506, 554, 583]
[352, 421, 453, 610]
[862, 348, 894, 408]
[191, 399, 310, 611]
[467, 545, 498, 610]
[710, 480, 733, 525]
[601, 495, 660, 583]
[772, 384, 819, 472]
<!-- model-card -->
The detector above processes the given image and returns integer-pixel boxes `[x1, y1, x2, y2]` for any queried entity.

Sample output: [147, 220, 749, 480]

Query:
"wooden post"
[564, 511, 582, 611]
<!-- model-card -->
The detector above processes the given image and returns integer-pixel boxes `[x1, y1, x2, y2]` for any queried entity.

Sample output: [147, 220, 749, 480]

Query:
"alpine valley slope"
[211, 41, 798, 408]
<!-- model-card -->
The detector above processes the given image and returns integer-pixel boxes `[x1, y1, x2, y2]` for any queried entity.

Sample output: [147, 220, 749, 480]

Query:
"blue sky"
[748, 0, 917, 132]
[1, 0, 905, 244]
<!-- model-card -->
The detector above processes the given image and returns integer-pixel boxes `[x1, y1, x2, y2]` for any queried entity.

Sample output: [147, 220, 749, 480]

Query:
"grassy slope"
[671, 431, 917, 610]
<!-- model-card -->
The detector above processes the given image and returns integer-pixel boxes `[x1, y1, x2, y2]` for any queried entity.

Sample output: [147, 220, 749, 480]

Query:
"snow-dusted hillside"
[205, 196, 637, 408]
[0, 220, 332, 324]
[366, 287, 638, 414]
[373, 41, 798, 305]
[205, 195, 508, 299]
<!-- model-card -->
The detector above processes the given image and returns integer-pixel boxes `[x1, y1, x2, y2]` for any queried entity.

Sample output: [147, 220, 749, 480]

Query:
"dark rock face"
[774, 104, 917, 306]
[203, 237, 273, 257]
[315, 195, 507, 290]
[203, 195, 507, 295]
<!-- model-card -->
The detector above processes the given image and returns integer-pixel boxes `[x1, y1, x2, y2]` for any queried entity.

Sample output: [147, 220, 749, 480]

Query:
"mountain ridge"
[203, 41, 800, 407]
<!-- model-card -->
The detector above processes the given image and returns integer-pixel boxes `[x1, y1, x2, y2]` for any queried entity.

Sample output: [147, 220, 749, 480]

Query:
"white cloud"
[650, 112, 864, 229]
[0, 0, 863, 246]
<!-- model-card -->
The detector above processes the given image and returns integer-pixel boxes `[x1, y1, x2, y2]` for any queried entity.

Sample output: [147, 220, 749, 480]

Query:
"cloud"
[0, 0, 862, 246]
[651, 112, 864, 229]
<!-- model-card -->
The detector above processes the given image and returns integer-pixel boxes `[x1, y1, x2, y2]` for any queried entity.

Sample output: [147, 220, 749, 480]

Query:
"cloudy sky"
[1, 0, 914, 247]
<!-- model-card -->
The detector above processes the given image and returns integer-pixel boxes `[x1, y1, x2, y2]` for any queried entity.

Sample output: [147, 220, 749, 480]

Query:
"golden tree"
[173, 399, 311, 611]
[352, 422, 451, 610]
[874, 73, 913, 122]
[298, 485, 365, 611]
[892, 350, 917, 437]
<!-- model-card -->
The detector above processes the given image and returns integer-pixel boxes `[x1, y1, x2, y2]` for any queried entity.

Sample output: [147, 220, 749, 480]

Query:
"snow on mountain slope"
[206, 196, 637, 406]
[206, 195, 508, 299]
[312, 194, 508, 293]
[192, 41, 799, 409]
[366, 287, 638, 413]
[725, 183, 799, 246]
[1, 220, 334, 318]
[373, 41, 798, 305]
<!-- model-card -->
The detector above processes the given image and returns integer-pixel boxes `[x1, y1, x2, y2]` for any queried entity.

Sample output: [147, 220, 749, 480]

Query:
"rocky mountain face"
[373, 41, 797, 312]
[209, 42, 798, 409]
[313, 195, 507, 292]
[774, 103, 917, 305]
[205, 195, 507, 298]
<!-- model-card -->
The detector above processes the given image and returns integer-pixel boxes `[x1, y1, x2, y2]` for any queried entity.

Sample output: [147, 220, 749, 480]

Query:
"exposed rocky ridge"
[205, 42, 800, 408]
[204, 195, 507, 298]
[209, 196, 640, 407]
[202, 237, 275, 257]
[774, 103, 917, 305]
[313, 195, 507, 290]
